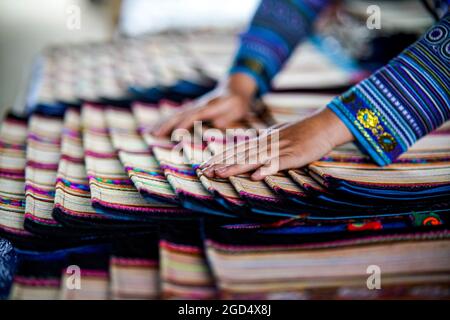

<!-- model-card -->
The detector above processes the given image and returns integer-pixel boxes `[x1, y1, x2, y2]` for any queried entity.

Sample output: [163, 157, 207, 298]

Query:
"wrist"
[319, 108, 354, 148]
[226, 73, 258, 101]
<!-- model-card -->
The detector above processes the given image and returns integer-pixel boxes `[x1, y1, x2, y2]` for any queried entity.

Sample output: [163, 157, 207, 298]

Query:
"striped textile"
[4, 21, 448, 300]
[59, 248, 110, 300]
[182, 141, 247, 212]
[53, 108, 152, 235]
[81, 104, 184, 221]
[159, 222, 217, 299]
[105, 106, 182, 205]
[132, 101, 179, 150]
[53, 108, 108, 227]
[307, 124, 450, 202]
[131, 101, 235, 217]
[205, 226, 450, 299]
[23, 113, 66, 234]
[9, 249, 68, 300]
[109, 234, 160, 299]
[0, 115, 31, 239]
[151, 146, 232, 217]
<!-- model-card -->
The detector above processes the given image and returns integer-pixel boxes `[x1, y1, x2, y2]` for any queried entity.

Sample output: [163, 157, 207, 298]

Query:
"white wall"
[0, 0, 115, 111]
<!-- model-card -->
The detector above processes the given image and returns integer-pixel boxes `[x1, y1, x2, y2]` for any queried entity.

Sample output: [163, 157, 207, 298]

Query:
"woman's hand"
[152, 73, 257, 137]
[199, 108, 354, 180]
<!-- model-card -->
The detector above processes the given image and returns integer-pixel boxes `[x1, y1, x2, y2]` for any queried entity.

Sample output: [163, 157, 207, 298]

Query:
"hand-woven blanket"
[23, 113, 69, 235]
[182, 141, 248, 212]
[81, 104, 185, 221]
[205, 227, 450, 299]
[109, 234, 159, 299]
[0, 115, 32, 240]
[131, 102, 237, 217]
[104, 106, 183, 206]
[53, 108, 145, 232]
[152, 146, 234, 217]
[159, 221, 217, 299]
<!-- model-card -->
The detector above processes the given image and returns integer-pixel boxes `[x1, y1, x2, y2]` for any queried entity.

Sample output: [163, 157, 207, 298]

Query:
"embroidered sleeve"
[229, 0, 329, 95]
[327, 12, 450, 166]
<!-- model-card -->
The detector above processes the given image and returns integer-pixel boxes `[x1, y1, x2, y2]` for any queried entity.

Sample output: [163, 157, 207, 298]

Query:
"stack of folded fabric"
[0, 114, 31, 241]
[0, 34, 448, 300]
[205, 222, 450, 299]
[2, 89, 449, 300]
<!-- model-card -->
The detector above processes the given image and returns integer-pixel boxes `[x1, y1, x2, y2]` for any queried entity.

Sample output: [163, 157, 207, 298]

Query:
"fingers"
[213, 163, 262, 178]
[200, 137, 260, 171]
[153, 97, 228, 137]
[175, 102, 224, 131]
[152, 113, 184, 137]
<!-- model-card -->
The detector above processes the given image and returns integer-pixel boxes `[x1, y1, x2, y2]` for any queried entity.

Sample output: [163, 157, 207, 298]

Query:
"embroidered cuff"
[327, 89, 406, 166]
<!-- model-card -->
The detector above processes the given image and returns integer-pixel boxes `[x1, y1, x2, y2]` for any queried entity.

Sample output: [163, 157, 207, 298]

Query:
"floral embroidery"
[357, 109, 379, 129]
[355, 106, 398, 152]
[378, 132, 397, 152]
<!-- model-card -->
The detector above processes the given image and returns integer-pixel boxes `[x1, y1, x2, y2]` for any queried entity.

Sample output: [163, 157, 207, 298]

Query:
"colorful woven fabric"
[262, 93, 333, 124]
[9, 249, 68, 299]
[82, 103, 184, 221]
[307, 129, 450, 202]
[132, 101, 179, 150]
[205, 225, 450, 299]
[152, 146, 233, 217]
[2, 21, 449, 300]
[109, 234, 160, 299]
[23, 113, 67, 235]
[131, 102, 236, 216]
[159, 221, 217, 299]
[59, 246, 110, 300]
[182, 141, 247, 212]
[53, 108, 145, 232]
[104, 106, 182, 205]
[0, 115, 32, 239]
[53, 108, 108, 227]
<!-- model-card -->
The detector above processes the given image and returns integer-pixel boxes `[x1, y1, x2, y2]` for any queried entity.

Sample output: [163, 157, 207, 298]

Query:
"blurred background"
[0, 0, 434, 113]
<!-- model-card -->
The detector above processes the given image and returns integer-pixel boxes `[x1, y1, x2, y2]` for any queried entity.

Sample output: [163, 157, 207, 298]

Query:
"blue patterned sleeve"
[229, 0, 330, 95]
[327, 12, 450, 166]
